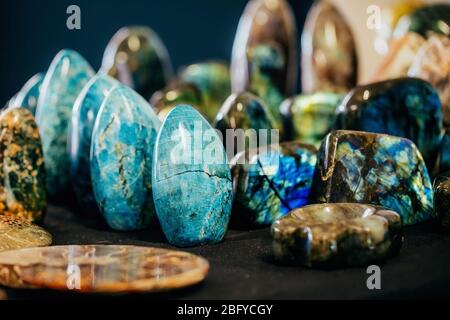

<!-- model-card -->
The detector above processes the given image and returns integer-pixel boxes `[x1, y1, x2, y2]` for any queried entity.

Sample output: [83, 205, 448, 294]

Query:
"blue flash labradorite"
[335, 78, 443, 170]
[69, 75, 119, 215]
[12, 73, 44, 116]
[152, 105, 233, 247]
[230, 141, 317, 228]
[36, 49, 94, 199]
[90, 85, 160, 231]
[437, 129, 450, 174]
[312, 130, 435, 225]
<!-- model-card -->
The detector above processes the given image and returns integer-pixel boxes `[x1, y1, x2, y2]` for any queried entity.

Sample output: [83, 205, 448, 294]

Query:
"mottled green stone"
[433, 173, 450, 228]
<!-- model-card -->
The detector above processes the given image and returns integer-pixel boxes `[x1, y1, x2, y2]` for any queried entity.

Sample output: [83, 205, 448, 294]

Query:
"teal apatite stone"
[69, 74, 119, 215]
[153, 105, 233, 247]
[12, 73, 44, 116]
[312, 130, 435, 225]
[90, 85, 160, 230]
[36, 49, 94, 198]
[335, 78, 443, 170]
[230, 141, 317, 228]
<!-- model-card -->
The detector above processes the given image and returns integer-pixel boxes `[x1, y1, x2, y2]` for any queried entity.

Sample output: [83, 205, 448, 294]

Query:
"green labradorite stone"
[312, 130, 435, 226]
[0, 108, 46, 223]
[271, 203, 403, 267]
[433, 173, 450, 228]
[280, 92, 344, 146]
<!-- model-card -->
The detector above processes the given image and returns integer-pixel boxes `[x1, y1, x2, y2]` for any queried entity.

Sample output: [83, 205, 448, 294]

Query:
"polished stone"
[433, 173, 450, 228]
[100, 26, 173, 100]
[90, 85, 160, 231]
[0, 108, 46, 222]
[36, 49, 94, 199]
[11, 73, 44, 116]
[312, 130, 435, 225]
[230, 141, 316, 228]
[437, 128, 450, 174]
[271, 203, 402, 267]
[335, 78, 443, 170]
[153, 105, 233, 247]
[0, 245, 209, 293]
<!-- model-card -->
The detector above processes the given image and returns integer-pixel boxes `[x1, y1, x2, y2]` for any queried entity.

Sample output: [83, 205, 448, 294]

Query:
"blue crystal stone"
[12, 73, 44, 116]
[35, 49, 95, 198]
[152, 105, 233, 247]
[90, 85, 160, 230]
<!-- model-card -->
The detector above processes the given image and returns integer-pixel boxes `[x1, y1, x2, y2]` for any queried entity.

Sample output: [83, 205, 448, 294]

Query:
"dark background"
[0, 0, 313, 104]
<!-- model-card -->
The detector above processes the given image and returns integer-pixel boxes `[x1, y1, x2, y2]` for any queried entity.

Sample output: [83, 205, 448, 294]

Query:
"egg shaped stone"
[0, 108, 46, 222]
[90, 85, 160, 231]
[36, 49, 94, 199]
[11, 73, 44, 116]
[152, 105, 233, 247]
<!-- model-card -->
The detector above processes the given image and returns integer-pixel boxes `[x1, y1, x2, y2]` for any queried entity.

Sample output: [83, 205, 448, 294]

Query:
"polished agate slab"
[0, 216, 51, 252]
[271, 203, 402, 267]
[0, 245, 209, 293]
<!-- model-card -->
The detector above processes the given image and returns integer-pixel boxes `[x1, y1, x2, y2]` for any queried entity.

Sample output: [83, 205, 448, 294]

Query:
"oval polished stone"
[335, 78, 443, 170]
[90, 85, 160, 231]
[230, 141, 317, 228]
[231, 0, 297, 128]
[301, 1, 357, 93]
[153, 105, 233, 247]
[280, 92, 344, 146]
[0, 108, 46, 222]
[0, 245, 208, 293]
[433, 173, 450, 228]
[11, 73, 44, 116]
[69, 74, 119, 215]
[100, 26, 173, 100]
[36, 49, 94, 199]
[271, 203, 402, 267]
[312, 130, 435, 225]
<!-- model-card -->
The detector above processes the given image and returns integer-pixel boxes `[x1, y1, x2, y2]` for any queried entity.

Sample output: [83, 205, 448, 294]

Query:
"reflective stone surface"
[11, 73, 44, 116]
[437, 128, 450, 175]
[433, 173, 450, 228]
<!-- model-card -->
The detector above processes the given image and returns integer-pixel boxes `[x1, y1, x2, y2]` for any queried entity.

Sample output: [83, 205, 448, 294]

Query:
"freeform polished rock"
[433, 173, 450, 228]
[10, 73, 44, 116]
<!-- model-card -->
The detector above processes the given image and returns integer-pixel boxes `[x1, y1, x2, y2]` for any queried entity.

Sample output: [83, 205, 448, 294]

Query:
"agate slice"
[0, 245, 209, 293]
[271, 203, 402, 267]
[11, 73, 44, 116]
[433, 173, 450, 228]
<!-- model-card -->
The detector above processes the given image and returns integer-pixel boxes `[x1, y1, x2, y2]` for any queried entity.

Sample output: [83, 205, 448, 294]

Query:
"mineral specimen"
[10, 73, 44, 116]
[433, 173, 450, 228]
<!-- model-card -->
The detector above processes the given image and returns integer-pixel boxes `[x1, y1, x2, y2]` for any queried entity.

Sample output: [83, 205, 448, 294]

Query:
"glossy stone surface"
[231, 0, 297, 128]
[0, 216, 52, 253]
[11, 73, 44, 116]
[301, 1, 357, 93]
[433, 173, 450, 228]
[90, 85, 160, 231]
[101, 26, 173, 100]
[280, 92, 344, 146]
[335, 78, 443, 170]
[437, 129, 450, 174]
[69, 75, 119, 215]
[0, 108, 46, 222]
[153, 105, 233, 247]
[230, 141, 316, 228]
[271, 203, 402, 267]
[312, 130, 435, 225]
[0, 245, 209, 293]
[36, 49, 94, 199]
[179, 62, 231, 123]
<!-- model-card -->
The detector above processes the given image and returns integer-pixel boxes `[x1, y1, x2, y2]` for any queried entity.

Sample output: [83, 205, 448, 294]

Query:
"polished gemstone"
[0, 245, 209, 293]
[280, 92, 344, 146]
[301, 1, 357, 93]
[335, 78, 443, 170]
[36, 49, 94, 199]
[0, 216, 52, 253]
[0, 108, 46, 222]
[69, 74, 119, 215]
[230, 141, 316, 228]
[433, 173, 450, 228]
[312, 130, 435, 225]
[231, 0, 297, 128]
[100, 26, 173, 100]
[153, 105, 233, 247]
[437, 128, 450, 174]
[10, 73, 44, 116]
[90, 85, 160, 231]
[271, 203, 402, 267]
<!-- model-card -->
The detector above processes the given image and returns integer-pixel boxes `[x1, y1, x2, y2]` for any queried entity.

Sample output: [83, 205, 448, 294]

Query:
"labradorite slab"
[69, 75, 119, 215]
[312, 130, 435, 225]
[271, 203, 402, 267]
[335, 78, 443, 170]
[152, 105, 233, 247]
[12, 73, 44, 116]
[90, 85, 160, 231]
[36, 49, 94, 199]
[0, 108, 46, 222]
[230, 141, 316, 228]
[437, 129, 450, 174]
[433, 173, 450, 228]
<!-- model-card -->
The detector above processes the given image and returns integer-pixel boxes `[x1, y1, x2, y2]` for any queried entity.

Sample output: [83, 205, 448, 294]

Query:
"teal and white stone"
[11, 73, 44, 116]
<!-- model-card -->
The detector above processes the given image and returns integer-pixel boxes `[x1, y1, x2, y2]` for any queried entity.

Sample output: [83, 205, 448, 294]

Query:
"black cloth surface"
[4, 205, 450, 299]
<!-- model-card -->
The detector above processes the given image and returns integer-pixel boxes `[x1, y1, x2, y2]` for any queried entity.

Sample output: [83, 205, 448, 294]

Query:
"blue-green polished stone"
[152, 105, 233, 247]
[90, 85, 160, 231]
[69, 74, 119, 215]
[35, 49, 94, 198]
[312, 130, 435, 225]
[12, 73, 44, 116]
[437, 128, 450, 174]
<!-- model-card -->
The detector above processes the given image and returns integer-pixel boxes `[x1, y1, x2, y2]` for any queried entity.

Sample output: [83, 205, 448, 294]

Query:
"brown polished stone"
[0, 216, 51, 252]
